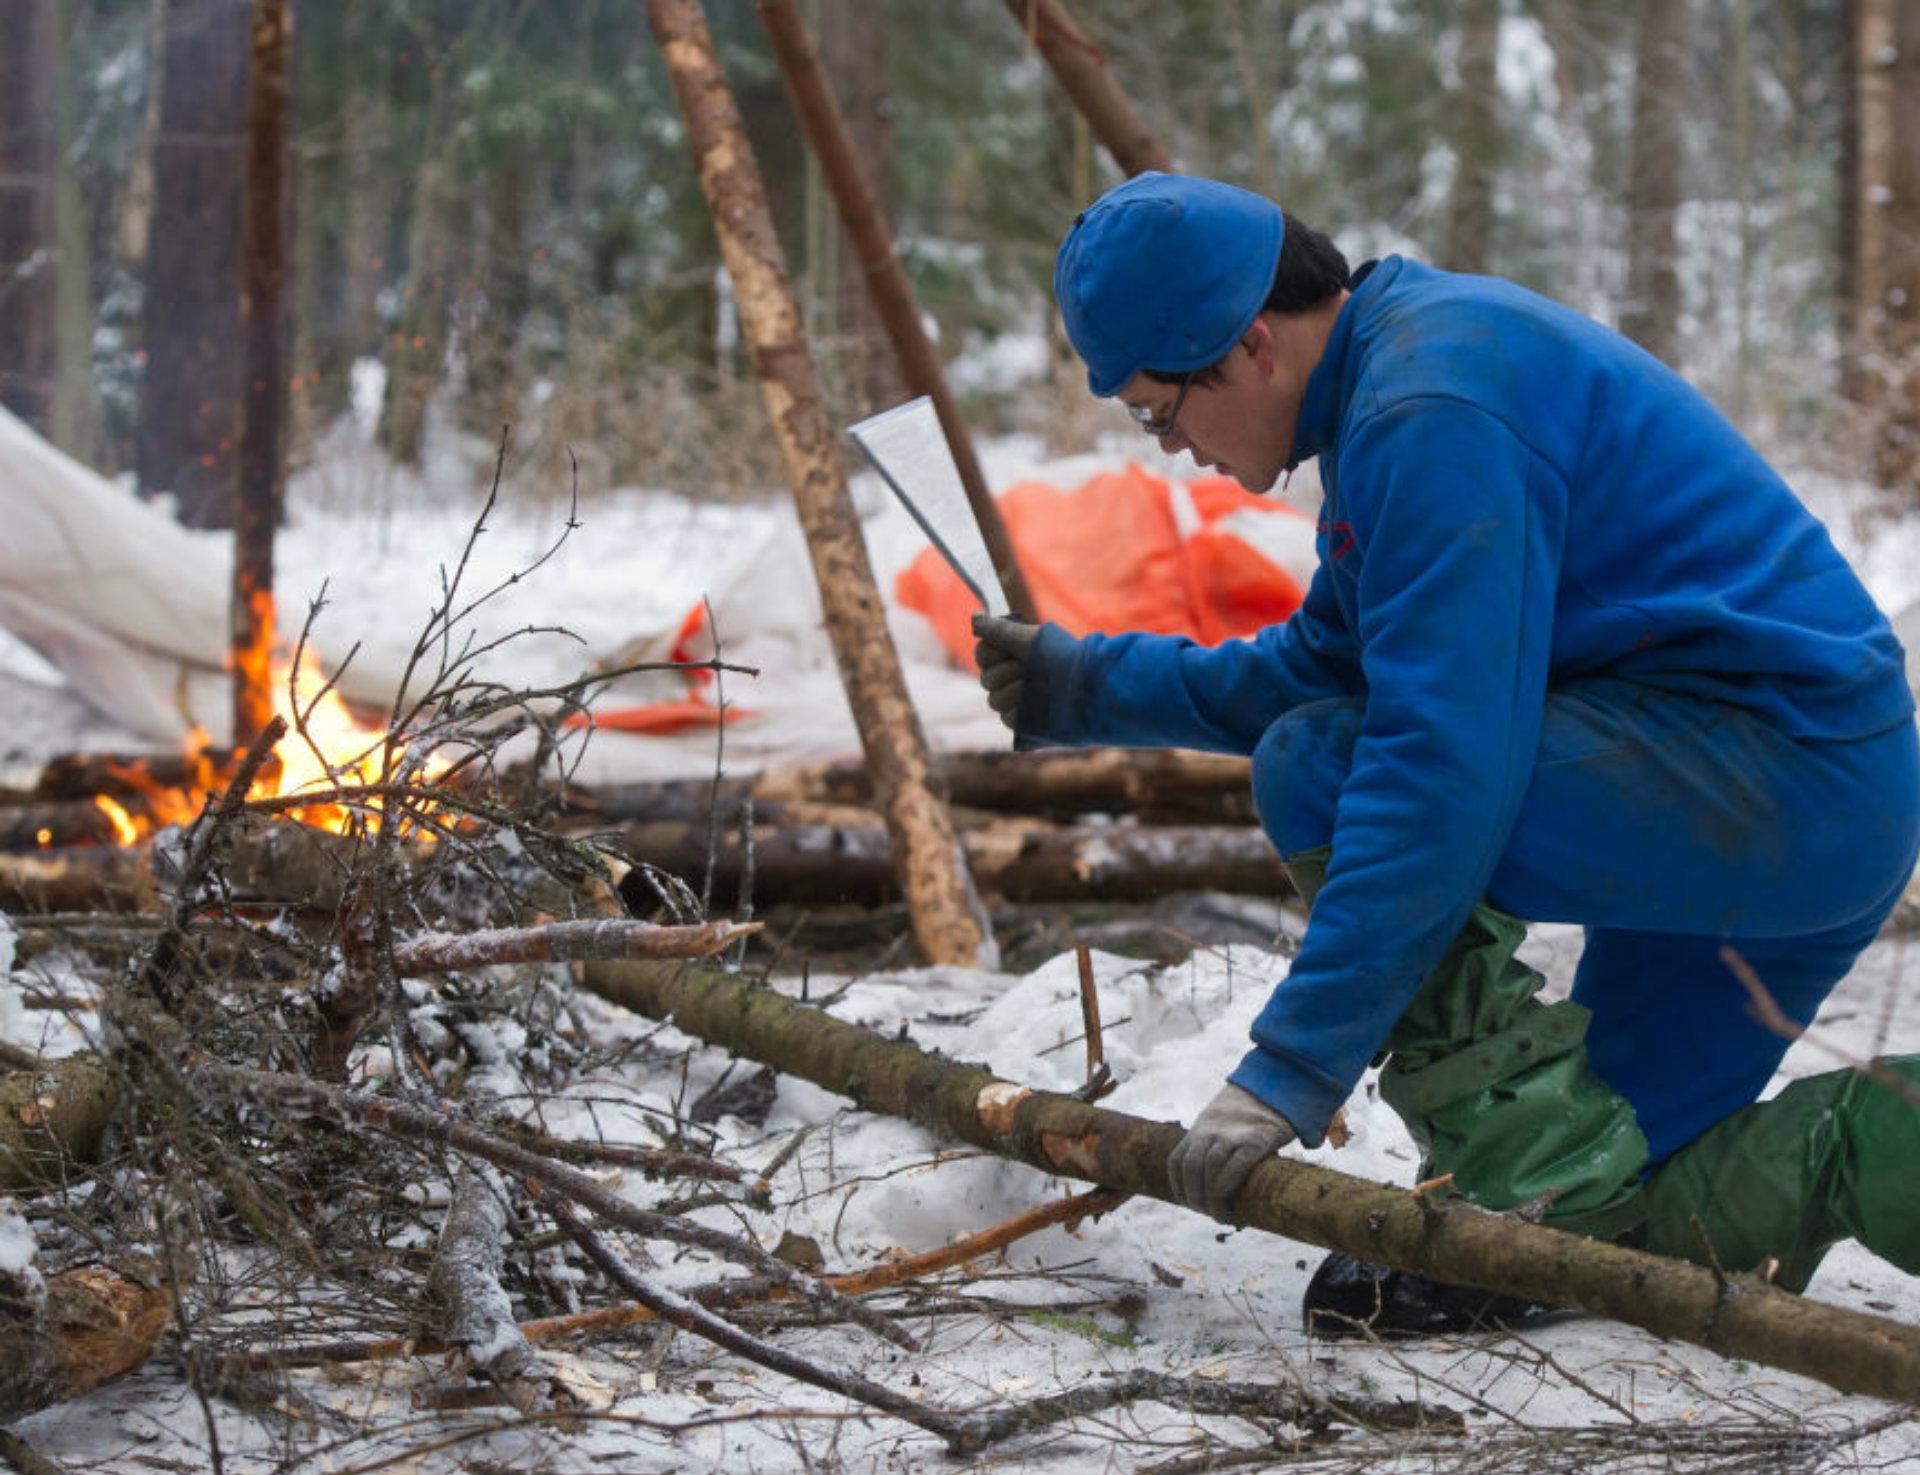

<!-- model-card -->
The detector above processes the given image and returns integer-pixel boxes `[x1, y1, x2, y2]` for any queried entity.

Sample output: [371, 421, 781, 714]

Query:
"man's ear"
[1242, 318, 1277, 379]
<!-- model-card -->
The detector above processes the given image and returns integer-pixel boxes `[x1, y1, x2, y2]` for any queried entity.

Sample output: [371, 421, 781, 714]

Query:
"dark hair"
[1145, 212, 1349, 385]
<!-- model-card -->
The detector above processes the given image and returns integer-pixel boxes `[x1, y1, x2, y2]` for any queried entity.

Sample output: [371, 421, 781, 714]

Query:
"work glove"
[1167, 1082, 1297, 1222]
[971, 614, 1039, 732]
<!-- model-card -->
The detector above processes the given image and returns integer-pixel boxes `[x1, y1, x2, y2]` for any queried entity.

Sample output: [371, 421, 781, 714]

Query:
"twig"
[1074, 942, 1105, 1081]
[1720, 944, 1920, 1107]
[391, 918, 758, 975]
[133, 715, 288, 1008]
[539, 1190, 942, 1436]
[233, 1186, 1126, 1370]
[136, 1032, 919, 1354]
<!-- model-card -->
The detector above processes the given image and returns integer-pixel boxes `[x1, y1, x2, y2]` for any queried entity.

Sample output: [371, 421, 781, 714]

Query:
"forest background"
[3, 0, 1919, 529]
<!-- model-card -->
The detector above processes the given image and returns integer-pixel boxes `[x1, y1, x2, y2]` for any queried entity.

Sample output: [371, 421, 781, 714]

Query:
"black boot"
[1301, 1252, 1570, 1339]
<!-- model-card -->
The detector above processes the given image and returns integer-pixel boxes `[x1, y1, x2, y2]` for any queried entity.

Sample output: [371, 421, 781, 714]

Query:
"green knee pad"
[1286, 846, 1648, 1238]
[1643, 1056, 1920, 1292]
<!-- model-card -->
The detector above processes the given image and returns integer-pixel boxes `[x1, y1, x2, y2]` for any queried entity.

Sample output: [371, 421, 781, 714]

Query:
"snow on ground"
[2, 422, 1918, 1469]
[6, 925, 1920, 1471]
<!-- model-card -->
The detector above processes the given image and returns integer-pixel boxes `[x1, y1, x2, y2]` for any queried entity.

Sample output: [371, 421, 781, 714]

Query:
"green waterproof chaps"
[1286, 847, 1920, 1288]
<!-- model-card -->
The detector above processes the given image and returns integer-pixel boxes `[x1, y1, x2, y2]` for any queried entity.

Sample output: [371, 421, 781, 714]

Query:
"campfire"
[18, 644, 436, 860]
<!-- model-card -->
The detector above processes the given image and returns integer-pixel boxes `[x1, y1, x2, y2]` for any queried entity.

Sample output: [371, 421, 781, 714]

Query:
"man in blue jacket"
[975, 172, 1920, 1335]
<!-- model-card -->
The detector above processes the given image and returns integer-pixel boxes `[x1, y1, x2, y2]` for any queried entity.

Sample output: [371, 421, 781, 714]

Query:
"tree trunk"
[234, 0, 293, 748]
[757, 0, 1035, 619]
[1445, 0, 1501, 275]
[1620, 0, 1689, 367]
[462, 137, 531, 436]
[0, 0, 59, 433]
[641, 0, 996, 969]
[814, 0, 902, 416]
[50, 0, 101, 463]
[139, 0, 252, 527]
[578, 954, 1920, 1408]
[1003, 0, 1171, 177]
[1871, 0, 1920, 487]
[341, 0, 393, 378]
[376, 141, 464, 467]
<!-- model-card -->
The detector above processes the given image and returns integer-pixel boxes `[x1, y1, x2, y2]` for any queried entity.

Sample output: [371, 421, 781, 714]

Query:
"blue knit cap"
[1054, 172, 1286, 397]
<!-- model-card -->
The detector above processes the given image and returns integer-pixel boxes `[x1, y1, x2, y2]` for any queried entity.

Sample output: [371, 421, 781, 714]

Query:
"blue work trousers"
[1252, 679, 1920, 1164]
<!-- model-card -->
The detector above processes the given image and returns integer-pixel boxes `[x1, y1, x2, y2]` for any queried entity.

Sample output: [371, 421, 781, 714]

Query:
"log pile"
[0, 746, 1278, 922]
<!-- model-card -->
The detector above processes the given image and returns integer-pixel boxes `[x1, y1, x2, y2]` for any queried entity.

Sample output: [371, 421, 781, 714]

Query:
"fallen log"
[617, 816, 1286, 909]
[0, 1057, 119, 1193]
[6, 751, 205, 805]
[0, 1207, 169, 1423]
[571, 748, 1256, 827]
[0, 820, 348, 917]
[0, 802, 127, 852]
[0, 849, 152, 914]
[578, 955, 1920, 1408]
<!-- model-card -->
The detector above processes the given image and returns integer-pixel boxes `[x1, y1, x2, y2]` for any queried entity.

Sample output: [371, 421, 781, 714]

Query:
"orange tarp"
[897, 465, 1310, 669]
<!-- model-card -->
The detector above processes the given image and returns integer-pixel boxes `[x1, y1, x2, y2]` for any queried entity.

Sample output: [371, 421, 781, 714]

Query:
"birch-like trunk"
[642, 0, 996, 968]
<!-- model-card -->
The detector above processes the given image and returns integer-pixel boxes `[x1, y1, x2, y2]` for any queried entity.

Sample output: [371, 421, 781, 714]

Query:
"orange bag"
[897, 465, 1310, 669]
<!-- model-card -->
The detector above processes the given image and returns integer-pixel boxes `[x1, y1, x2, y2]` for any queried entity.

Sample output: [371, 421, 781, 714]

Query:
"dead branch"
[133, 715, 288, 1008]
[105, 1004, 920, 1356]
[579, 955, 1920, 1407]
[236, 1184, 1129, 1371]
[426, 1164, 558, 1415]
[392, 917, 758, 975]
[1722, 944, 1920, 1108]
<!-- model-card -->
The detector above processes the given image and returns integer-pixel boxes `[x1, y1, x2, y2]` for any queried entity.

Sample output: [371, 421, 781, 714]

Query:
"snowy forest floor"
[1, 418, 1918, 1472]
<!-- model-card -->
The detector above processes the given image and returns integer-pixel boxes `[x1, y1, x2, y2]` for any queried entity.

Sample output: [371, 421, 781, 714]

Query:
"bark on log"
[643, 0, 995, 970]
[617, 817, 1285, 908]
[572, 748, 1256, 827]
[578, 956, 1920, 1408]
[0, 1213, 168, 1424]
[1004, 0, 1171, 177]
[14, 752, 207, 804]
[0, 849, 152, 915]
[0, 1056, 118, 1192]
[0, 802, 126, 852]
[757, 0, 1035, 620]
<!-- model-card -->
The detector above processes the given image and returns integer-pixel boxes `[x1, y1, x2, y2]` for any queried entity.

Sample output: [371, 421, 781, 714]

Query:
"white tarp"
[0, 407, 412, 743]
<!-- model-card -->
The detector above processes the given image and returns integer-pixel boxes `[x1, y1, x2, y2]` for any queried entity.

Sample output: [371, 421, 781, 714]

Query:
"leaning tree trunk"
[1620, 0, 1689, 367]
[758, 0, 1035, 618]
[814, 0, 903, 417]
[580, 955, 1920, 1408]
[641, 0, 996, 969]
[1003, 0, 1171, 177]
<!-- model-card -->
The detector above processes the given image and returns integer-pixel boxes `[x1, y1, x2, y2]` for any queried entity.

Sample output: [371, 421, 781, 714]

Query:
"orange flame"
[94, 796, 142, 847]
[87, 644, 445, 848]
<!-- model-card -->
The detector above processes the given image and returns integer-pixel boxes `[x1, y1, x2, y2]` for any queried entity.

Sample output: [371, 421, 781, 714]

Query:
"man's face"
[1113, 311, 1328, 494]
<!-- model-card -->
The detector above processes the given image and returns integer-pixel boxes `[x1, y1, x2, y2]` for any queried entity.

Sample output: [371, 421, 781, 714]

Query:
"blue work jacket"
[1016, 256, 1913, 1143]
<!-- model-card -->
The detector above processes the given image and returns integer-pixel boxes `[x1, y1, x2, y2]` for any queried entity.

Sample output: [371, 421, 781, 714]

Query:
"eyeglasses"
[1126, 371, 1195, 439]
